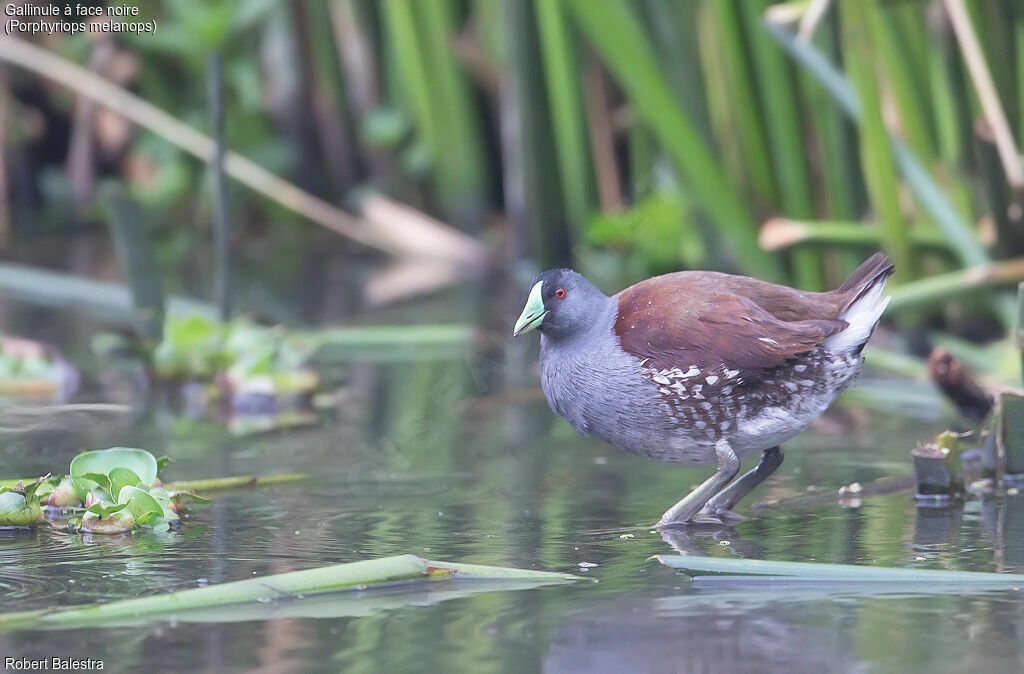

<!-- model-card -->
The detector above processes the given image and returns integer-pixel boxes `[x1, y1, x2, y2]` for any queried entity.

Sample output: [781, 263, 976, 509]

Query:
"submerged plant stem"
[162, 473, 310, 492]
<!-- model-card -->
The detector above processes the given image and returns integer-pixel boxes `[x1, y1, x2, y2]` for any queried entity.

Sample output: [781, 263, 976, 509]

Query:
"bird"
[513, 253, 894, 526]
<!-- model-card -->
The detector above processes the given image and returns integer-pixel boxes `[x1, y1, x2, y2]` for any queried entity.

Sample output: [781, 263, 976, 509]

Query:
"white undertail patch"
[822, 276, 891, 354]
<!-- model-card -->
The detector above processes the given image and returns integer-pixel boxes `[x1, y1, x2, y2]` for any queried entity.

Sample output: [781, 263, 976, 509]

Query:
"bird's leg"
[698, 446, 784, 522]
[658, 441, 740, 527]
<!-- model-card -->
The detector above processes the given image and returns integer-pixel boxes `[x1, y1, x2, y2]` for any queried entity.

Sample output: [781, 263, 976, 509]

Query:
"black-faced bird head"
[513, 269, 609, 341]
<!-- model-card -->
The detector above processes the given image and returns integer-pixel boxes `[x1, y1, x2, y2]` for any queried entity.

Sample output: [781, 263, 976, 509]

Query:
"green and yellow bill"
[513, 281, 547, 336]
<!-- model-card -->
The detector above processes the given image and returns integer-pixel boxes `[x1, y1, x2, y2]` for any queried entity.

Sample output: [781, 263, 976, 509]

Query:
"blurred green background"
[1, 0, 1023, 354]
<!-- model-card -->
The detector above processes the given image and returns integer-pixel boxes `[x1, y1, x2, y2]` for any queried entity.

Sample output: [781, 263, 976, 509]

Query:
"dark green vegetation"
[1, 2, 1022, 329]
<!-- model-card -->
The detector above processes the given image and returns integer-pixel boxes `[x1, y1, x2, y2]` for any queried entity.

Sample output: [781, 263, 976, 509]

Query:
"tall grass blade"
[697, 4, 746, 209]
[760, 218, 950, 253]
[207, 50, 232, 321]
[842, 1, 913, 282]
[415, 0, 489, 226]
[707, 0, 777, 206]
[887, 258, 1024, 311]
[740, 0, 821, 288]
[870, 1, 937, 166]
[306, 323, 475, 363]
[1016, 4, 1024, 143]
[763, 19, 990, 269]
[566, 0, 782, 280]
[535, 0, 595, 233]
[501, 0, 569, 265]
[105, 187, 165, 340]
[382, 0, 488, 226]
[642, 0, 712, 144]
[975, 120, 1024, 257]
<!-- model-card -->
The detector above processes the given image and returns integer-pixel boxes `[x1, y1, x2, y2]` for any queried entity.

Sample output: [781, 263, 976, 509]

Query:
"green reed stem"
[535, 0, 595, 235]
[842, 0, 913, 282]
[566, 0, 782, 281]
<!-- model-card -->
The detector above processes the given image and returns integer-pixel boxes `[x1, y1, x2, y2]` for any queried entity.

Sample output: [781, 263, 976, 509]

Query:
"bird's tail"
[822, 253, 894, 354]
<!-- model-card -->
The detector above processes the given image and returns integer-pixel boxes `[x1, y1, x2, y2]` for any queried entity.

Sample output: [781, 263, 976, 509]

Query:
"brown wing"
[613, 271, 848, 374]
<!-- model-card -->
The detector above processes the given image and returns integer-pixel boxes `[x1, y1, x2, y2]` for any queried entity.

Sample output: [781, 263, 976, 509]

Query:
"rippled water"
[1, 354, 1023, 673]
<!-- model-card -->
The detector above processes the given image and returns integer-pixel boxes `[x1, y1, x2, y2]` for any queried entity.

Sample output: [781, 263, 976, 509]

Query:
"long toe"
[689, 513, 726, 526]
[696, 505, 749, 525]
[716, 510, 748, 525]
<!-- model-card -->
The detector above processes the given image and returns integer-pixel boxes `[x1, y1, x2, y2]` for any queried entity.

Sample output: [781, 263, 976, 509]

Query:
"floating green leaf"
[85, 502, 129, 519]
[0, 476, 49, 526]
[655, 555, 1024, 585]
[117, 486, 166, 525]
[80, 472, 111, 492]
[109, 468, 143, 501]
[0, 489, 40, 527]
[168, 490, 210, 509]
[150, 313, 223, 378]
[0, 555, 584, 631]
[70, 448, 159, 502]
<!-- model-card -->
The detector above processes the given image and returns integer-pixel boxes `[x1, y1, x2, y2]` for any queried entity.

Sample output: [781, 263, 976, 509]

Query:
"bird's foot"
[693, 506, 748, 526]
[656, 511, 745, 528]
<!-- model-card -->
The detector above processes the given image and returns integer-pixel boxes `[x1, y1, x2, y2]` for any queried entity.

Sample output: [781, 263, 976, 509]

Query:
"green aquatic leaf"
[71, 448, 159, 501]
[118, 486, 167, 524]
[146, 486, 178, 520]
[654, 555, 1024, 584]
[151, 313, 224, 378]
[108, 468, 143, 501]
[80, 472, 111, 493]
[0, 555, 585, 630]
[169, 490, 210, 507]
[0, 490, 41, 527]
[85, 502, 129, 519]
[0, 476, 49, 526]
[19, 476, 48, 502]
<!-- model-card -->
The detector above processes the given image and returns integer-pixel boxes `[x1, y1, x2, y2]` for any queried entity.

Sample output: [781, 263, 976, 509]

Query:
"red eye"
[554, 287, 566, 299]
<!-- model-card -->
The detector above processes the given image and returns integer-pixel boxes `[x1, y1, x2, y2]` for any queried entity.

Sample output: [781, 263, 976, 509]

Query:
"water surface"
[1, 352, 1021, 673]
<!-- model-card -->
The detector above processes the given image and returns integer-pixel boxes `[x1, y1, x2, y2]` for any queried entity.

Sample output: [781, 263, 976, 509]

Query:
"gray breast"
[538, 305, 703, 463]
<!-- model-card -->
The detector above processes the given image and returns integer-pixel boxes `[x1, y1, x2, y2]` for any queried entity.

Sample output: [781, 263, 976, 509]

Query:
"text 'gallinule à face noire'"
[514, 253, 894, 526]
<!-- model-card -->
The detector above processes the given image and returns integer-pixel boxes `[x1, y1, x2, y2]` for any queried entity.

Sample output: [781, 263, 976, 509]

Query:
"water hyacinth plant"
[138, 314, 320, 392]
[2, 447, 201, 534]
[2, 445, 307, 535]
[0, 476, 48, 527]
